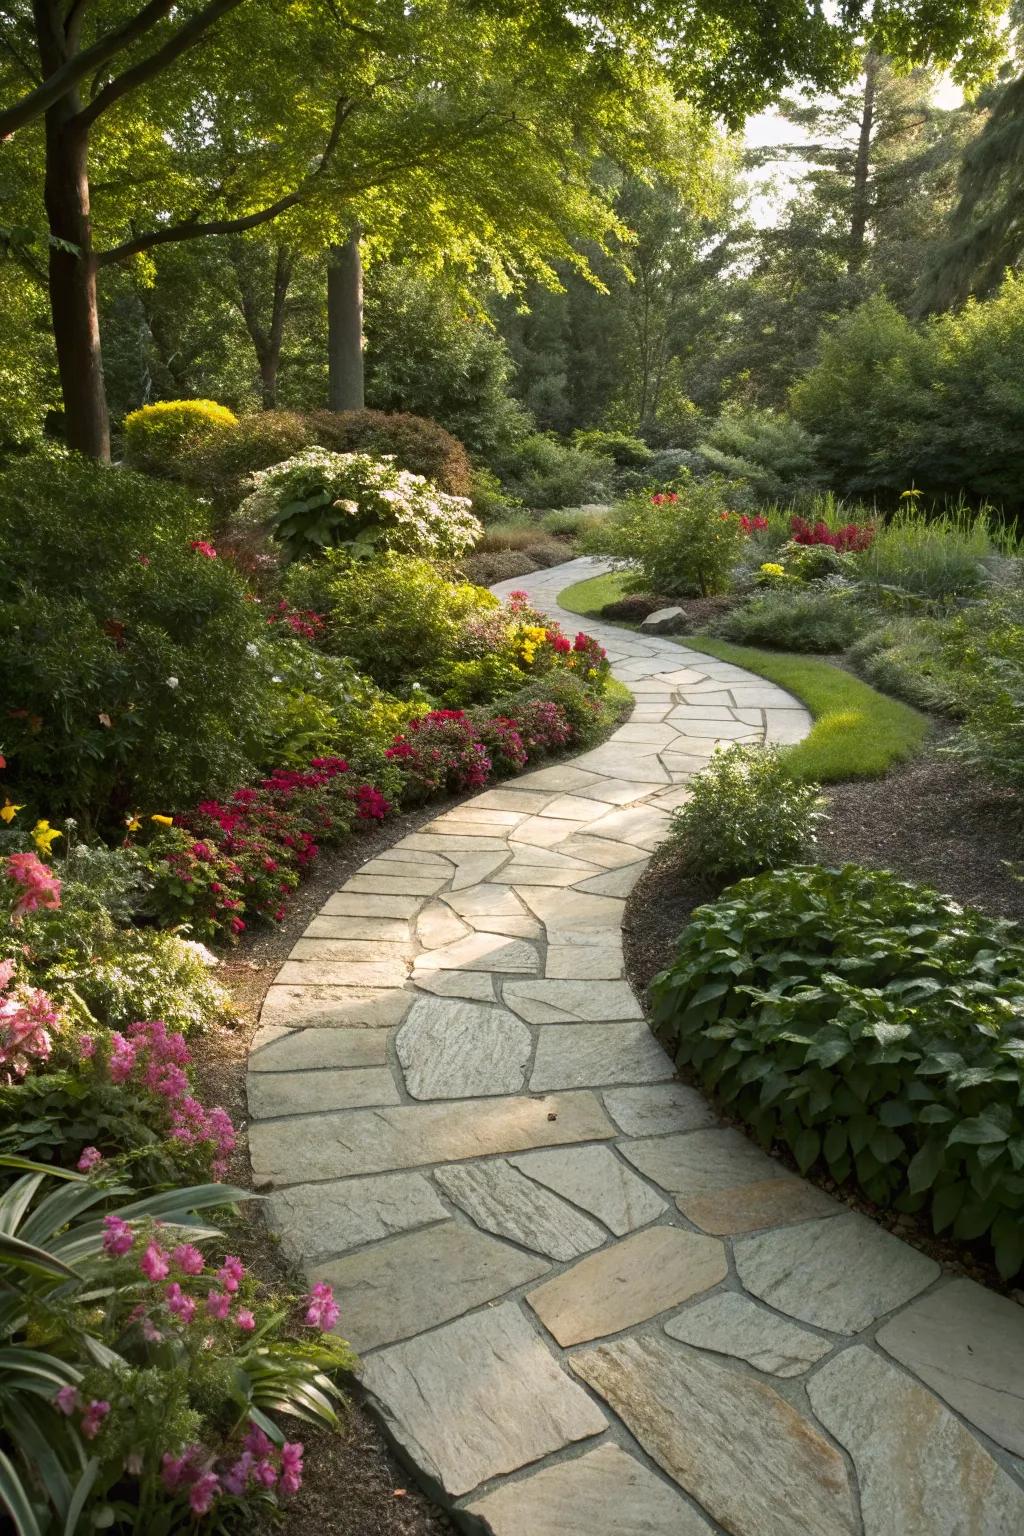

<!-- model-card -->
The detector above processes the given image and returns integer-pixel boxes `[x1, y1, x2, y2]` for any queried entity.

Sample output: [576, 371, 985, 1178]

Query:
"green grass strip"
[559, 570, 928, 782]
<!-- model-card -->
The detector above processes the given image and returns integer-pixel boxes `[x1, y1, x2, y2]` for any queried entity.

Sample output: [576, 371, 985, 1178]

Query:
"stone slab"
[249, 1025, 388, 1071]
[434, 1159, 606, 1260]
[415, 901, 471, 949]
[396, 997, 531, 1099]
[679, 1176, 841, 1235]
[260, 984, 413, 1030]
[247, 1065, 399, 1118]
[343, 874, 450, 895]
[413, 932, 540, 974]
[314, 1220, 547, 1352]
[572, 1334, 857, 1536]
[574, 862, 647, 898]
[322, 893, 424, 919]
[466, 1443, 714, 1536]
[443, 884, 529, 919]
[447, 852, 512, 891]
[808, 1346, 1024, 1536]
[266, 1171, 447, 1263]
[511, 1144, 667, 1234]
[362, 1302, 608, 1498]
[304, 914, 412, 941]
[603, 1082, 718, 1137]
[736, 1212, 940, 1334]
[250, 1091, 615, 1183]
[621, 1127, 789, 1197]
[545, 945, 624, 980]
[412, 971, 496, 1002]
[515, 887, 626, 943]
[276, 958, 410, 989]
[530, 1022, 673, 1090]
[876, 1278, 1024, 1456]
[512, 765, 605, 792]
[528, 1227, 727, 1345]
[504, 978, 642, 1023]
[665, 1292, 832, 1377]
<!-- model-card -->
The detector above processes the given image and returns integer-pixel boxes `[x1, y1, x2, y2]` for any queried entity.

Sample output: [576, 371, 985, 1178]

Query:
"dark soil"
[623, 746, 1024, 1292]
[600, 591, 739, 630]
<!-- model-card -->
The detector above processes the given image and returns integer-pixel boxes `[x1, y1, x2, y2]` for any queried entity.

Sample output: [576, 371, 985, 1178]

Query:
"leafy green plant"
[494, 432, 611, 510]
[713, 586, 866, 652]
[666, 745, 826, 880]
[571, 429, 652, 467]
[122, 400, 238, 476]
[857, 505, 1014, 600]
[847, 614, 962, 712]
[587, 472, 745, 596]
[697, 406, 823, 503]
[650, 864, 1024, 1279]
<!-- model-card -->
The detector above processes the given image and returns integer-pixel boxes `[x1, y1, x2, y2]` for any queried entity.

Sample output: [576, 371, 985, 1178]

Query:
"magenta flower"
[205, 1288, 231, 1321]
[222, 1452, 254, 1495]
[102, 1215, 134, 1258]
[171, 1243, 205, 1276]
[78, 1034, 96, 1059]
[161, 1445, 203, 1493]
[81, 1400, 110, 1440]
[55, 1385, 80, 1416]
[139, 1241, 170, 1282]
[304, 1281, 339, 1331]
[280, 1441, 304, 1497]
[235, 1308, 255, 1332]
[189, 1471, 220, 1516]
[166, 1282, 197, 1324]
[76, 1146, 102, 1173]
[217, 1255, 245, 1294]
[243, 1422, 273, 1459]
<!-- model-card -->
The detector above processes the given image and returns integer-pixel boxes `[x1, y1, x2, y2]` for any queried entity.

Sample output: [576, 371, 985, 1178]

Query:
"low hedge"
[650, 863, 1024, 1279]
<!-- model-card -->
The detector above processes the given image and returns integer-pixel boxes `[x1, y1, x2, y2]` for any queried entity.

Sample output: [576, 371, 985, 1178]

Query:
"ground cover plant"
[650, 864, 1024, 1279]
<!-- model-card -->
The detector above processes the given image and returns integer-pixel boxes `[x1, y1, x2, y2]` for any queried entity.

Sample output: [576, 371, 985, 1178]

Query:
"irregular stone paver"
[251, 559, 1022, 1532]
[466, 1443, 715, 1535]
[665, 1292, 832, 1377]
[736, 1212, 940, 1333]
[362, 1302, 608, 1497]
[434, 1160, 606, 1260]
[876, 1279, 1024, 1456]
[395, 997, 531, 1099]
[266, 1172, 447, 1263]
[314, 1220, 548, 1352]
[527, 1227, 727, 1345]
[510, 1144, 667, 1234]
[572, 1333, 857, 1536]
[808, 1347, 1024, 1535]
[250, 1091, 615, 1182]
[247, 1065, 399, 1118]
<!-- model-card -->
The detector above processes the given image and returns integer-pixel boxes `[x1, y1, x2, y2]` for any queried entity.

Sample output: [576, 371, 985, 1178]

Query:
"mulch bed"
[623, 745, 1024, 1293]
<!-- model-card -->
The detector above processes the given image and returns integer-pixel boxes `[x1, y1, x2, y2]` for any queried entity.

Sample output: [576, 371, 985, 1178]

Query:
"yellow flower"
[151, 814, 174, 827]
[32, 820, 62, 856]
[125, 813, 142, 832]
[760, 562, 785, 577]
[1, 799, 24, 825]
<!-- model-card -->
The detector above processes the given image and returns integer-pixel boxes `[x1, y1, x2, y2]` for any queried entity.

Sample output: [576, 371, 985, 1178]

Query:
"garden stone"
[399, 833, 510, 853]
[876, 1278, 1024, 1455]
[249, 1091, 615, 1182]
[396, 997, 532, 1099]
[603, 1082, 718, 1137]
[512, 815, 595, 847]
[343, 873, 450, 895]
[266, 1171, 447, 1264]
[503, 978, 642, 1023]
[361, 1302, 608, 1498]
[545, 945, 624, 979]
[569, 777, 661, 804]
[260, 984, 413, 1028]
[665, 1292, 832, 1377]
[415, 901, 471, 949]
[528, 1226, 727, 1344]
[559, 832, 651, 869]
[807, 1347, 1024, 1535]
[493, 862, 594, 887]
[322, 892, 424, 919]
[574, 862, 646, 897]
[511, 1144, 667, 1233]
[303, 914, 412, 941]
[412, 970, 496, 1001]
[530, 1021, 672, 1090]
[736, 1212, 940, 1333]
[680, 1177, 841, 1235]
[313, 1221, 547, 1352]
[540, 793, 612, 821]
[442, 884, 530, 919]
[572, 1334, 857, 1536]
[247, 1066, 399, 1118]
[447, 851, 511, 890]
[513, 764, 606, 791]
[412, 931, 540, 974]
[277, 956, 410, 989]
[515, 887, 625, 942]
[433, 1160, 606, 1260]
[466, 1443, 715, 1536]
[621, 1127, 791, 1198]
[640, 605, 684, 633]
[249, 1025, 388, 1070]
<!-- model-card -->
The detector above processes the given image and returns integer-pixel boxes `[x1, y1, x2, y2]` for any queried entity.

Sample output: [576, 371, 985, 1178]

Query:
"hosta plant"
[650, 864, 1024, 1278]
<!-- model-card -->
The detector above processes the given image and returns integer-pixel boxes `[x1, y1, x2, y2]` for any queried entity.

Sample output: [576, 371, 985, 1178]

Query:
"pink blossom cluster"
[55, 1387, 110, 1441]
[162, 1424, 304, 1516]
[0, 958, 56, 1079]
[106, 1020, 236, 1177]
[4, 850, 61, 921]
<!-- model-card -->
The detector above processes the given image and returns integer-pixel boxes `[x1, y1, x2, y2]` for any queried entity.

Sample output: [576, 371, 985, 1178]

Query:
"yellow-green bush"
[123, 399, 238, 475]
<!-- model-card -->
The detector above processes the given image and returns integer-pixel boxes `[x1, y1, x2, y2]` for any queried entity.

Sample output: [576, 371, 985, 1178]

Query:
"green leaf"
[908, 1139, 946, 1194]
[793, 1127, 820, 1173]
[992, 1210, 1024, 1280]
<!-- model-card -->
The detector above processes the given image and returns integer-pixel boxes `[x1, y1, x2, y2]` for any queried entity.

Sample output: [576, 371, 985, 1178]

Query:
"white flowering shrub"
[237, 448, 481, 563]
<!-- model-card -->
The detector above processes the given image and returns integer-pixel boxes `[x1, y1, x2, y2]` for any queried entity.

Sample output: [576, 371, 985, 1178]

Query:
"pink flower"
[206, 1289, 231, 1321]
[188, 1471, 220, 1516]
[140, 1241, 170, 1282]
[280, 1441, 304, 1497]
[222, 1453, 254, 1495]
[304, 1281, 339, 1331]
[55, 1385, 80, 1416]
[161, 1445, 204, 1492]
[166, 1283, 197, 1324]
[243, 1423, 273, 1460]
[78, 1034, 96, 1059]
[254, 1459, 278, 1489]
[141, 1316, 164, 1343]
[76, 1146, 102, 1173]
[5, 851, 61, 918]
[235, 1308, 255, 1332]
[102, 1215, 134, 1258]
[108, 1032, 136, 1083]
[189, 540, 218, 559]
[81, 1400, 110, 1440]
[172, 1243, 205, 1276]
[217, 1255, 245, 1294]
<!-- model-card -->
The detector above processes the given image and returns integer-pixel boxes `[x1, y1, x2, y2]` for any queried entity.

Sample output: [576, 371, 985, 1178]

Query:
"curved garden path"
[249, 557, 1024, 1536]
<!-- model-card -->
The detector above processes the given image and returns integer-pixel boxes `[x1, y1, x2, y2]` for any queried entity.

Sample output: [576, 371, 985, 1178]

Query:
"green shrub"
[122, 398, 238, 475]
[235, 447, 480, 563]
[285, 552, 494, 691]
[469, 463, 520, 522]
[650, 864, 1024, 1279]
[539, 506, 609, 540]
[857, 506, 1013, 600]
[476, 520, 548, 552]
[713, 587, 866, 652]
[587, 472, 745, 597]
[571, 429, 652, 467]
[495, 432, 611, 510]
[491, 670, 618, 750]
[301, 407, 473, 496]
[181, 408, 313, 501]
[777, 539, 858, 583]
[948, 587, 1024, 788]
[697, 407, 823, 503]
[666, 746, 826, 880]
[848, 616, 962, 712]
[0, 452, 271, 830]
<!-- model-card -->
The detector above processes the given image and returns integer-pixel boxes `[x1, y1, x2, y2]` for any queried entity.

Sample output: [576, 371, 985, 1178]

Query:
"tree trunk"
[229, 240, 294, 409]
[327, 226, 364, 412]
[849, 52, 879, 273]
[41, 80, 110, 457]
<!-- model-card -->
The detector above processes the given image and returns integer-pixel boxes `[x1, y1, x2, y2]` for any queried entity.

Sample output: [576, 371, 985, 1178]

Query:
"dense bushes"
[493, 431, 611, 509]
[714, 586, 865, 652]
[589, 473, 745, 596]
[123, 399, 238, 475]
[650, 864, 1024, 1278]
[0, 453, 271, 829]
[697, 407, 823, 504]
[667, 746, 826, 879]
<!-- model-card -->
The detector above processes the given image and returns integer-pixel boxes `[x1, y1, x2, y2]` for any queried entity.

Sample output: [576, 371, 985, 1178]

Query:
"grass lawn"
[558, 569, 928, 781]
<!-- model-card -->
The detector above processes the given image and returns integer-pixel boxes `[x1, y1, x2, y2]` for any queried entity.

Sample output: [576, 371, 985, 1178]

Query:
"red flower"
[189, 540, 218, 559]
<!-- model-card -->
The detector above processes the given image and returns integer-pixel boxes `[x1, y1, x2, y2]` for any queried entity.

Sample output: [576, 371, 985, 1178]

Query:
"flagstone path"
[249, 557, 1024, 1535]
